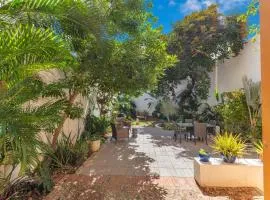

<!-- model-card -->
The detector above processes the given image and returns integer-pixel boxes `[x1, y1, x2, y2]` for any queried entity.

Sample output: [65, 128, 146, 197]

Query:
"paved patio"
[45, 127, 263, 200]
[77, 127, 212, 178]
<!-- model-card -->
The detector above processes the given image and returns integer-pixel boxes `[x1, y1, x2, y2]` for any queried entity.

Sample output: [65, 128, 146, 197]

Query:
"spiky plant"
[212, 132, 246, 159]
[254, 140, 263, 161]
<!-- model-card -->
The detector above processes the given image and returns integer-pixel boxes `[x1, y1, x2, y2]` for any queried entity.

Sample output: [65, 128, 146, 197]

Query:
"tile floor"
[46, 127, 263, 200]
[77, 127, 211, 178]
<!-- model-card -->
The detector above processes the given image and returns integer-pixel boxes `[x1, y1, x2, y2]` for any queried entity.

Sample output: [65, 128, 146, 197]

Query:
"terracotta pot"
[88, 140, 101, 152]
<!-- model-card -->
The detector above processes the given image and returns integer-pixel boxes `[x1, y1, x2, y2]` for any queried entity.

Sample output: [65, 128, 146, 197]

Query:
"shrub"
[212, 132, 246, 159]
[215, 91, 250, 135]
[48, 134, 88, 170]
[163, 122, 177, 131]
[81, 114, 110, 140]
[254, 140, 263, 158]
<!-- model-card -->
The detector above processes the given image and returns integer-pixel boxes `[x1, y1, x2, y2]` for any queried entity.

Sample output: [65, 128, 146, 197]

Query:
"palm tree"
[0, 0, 92, 174]
[242, 76, 261, 140]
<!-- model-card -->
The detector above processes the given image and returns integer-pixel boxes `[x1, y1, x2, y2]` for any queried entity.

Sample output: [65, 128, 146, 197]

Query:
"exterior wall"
[38, 69, 89, 143]
[134, 37, 261, 112]
[208, 37, 261, 105]
[194, 158, 263, 191]
[0, 69, 89, 179]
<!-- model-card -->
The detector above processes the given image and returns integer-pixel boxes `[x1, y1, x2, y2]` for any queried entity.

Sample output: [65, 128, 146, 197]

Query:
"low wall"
[194, 157, 263, 191]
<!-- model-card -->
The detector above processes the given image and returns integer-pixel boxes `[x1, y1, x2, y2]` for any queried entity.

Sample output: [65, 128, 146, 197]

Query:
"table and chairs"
[173, 120, 217, 145]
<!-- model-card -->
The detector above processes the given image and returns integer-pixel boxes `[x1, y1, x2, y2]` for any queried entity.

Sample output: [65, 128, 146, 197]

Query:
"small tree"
[156, 5, 246, 116]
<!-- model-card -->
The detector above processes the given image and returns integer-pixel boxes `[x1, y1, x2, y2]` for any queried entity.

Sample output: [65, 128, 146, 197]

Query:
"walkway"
[45, 127, 263, 200]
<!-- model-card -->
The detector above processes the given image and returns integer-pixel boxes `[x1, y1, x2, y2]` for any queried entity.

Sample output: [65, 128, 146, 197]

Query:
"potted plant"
[254, 140, 263, 161]
[212, 132, 246, 163]
[87, 134, 102, 152]
[198, 149, 210, 162]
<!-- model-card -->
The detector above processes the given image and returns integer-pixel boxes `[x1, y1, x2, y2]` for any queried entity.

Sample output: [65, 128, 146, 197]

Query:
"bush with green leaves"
[81, 114, 110, 140]
[47, 134, 88, 170]
[163, 122, 177, 131]
[215, 90, 250, 136]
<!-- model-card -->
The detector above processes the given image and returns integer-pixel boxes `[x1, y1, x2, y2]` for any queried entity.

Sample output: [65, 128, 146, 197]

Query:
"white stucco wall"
[208, 37, 261, 105]
[134, 37, 261, 112]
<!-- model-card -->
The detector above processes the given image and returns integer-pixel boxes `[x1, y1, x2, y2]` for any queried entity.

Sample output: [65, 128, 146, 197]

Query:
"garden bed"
[194, 157, 263, 191]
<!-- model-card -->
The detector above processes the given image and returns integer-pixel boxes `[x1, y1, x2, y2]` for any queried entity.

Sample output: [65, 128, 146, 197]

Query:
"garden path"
[45, 127, 263, 200]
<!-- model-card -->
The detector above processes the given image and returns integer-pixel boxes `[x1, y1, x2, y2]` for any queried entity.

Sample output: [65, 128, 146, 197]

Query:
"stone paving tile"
[46, 127, 264, 200]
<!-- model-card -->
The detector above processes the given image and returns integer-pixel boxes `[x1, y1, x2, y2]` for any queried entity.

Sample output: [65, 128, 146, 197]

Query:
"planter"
[194, 158, 263, 191]
[88, 140, 101, 152]
[199, 154, 210, 162]
[222, 155, 236, 163]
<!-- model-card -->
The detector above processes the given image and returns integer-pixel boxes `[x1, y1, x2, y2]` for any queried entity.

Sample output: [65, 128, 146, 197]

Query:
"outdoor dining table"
[174, 122, 216, 143]
[177, 122, 216, 128]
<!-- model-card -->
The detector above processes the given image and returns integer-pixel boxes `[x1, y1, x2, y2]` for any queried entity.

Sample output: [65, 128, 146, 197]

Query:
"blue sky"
[151, 0, 260, 33]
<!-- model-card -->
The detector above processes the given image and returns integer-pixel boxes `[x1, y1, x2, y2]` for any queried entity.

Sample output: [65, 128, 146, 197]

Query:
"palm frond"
[0, 24, 73, 86]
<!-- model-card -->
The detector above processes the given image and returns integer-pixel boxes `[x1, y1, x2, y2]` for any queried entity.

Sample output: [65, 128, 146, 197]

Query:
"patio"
[45, 127, 263, 200]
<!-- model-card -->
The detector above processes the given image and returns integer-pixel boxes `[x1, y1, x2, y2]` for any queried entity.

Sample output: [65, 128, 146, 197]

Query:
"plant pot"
[199, 154, 210, 162]
[88, 140, 101, 152]
[222, 155, 236, 163]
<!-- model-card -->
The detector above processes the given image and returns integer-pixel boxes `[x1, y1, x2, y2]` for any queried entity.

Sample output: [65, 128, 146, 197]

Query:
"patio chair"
[173, 123, 187, 143]
[193, 122, 208, 145]
[208, 120, 217, 135]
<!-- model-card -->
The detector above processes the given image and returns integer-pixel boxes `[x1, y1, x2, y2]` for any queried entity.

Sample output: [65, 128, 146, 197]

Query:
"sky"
[151, 0, 260, 34]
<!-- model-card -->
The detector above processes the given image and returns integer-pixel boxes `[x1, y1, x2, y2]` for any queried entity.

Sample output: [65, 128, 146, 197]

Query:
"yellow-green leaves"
[212, 132, 246, 158]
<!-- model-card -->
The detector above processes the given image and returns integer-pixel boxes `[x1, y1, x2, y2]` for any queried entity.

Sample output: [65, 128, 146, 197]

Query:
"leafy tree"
[238, 0, 259, 41]
[155, 5, 246, 118]
[0, 0, 176, 157]
[0, 0, 91, 173]
[47, 0, 176, 146]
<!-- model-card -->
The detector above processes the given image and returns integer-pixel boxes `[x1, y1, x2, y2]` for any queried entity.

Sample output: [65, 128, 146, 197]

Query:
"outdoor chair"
[173, 123, 187, 143]
[193, 122, 208, 145]
[208, 120, 217, 135]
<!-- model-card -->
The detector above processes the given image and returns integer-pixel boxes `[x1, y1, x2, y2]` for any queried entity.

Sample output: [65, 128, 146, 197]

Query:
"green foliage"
[48, 134, 88, 170]
[215, 90, 250, 135]
[212, 132, 246, 158]
[238, 0, 259, 40]
[0, 77, 78, 174]
[35, 161, 54, 194]
[156, 5, 246, 116]
[113, 95, 137, 119]
[81, 114, 110, 140]
[196, 103, 218, 123]
[242, 76, 261, 140]
[163, 122, 177, 131]
[0, 24, 72, 87]
[254, 140, 263, 156]
[199, 149, 208, 156]
[159, 99, 177, 121]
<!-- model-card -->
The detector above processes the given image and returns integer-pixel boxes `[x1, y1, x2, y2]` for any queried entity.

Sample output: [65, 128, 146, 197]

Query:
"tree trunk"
[51, 92, 79, 149]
